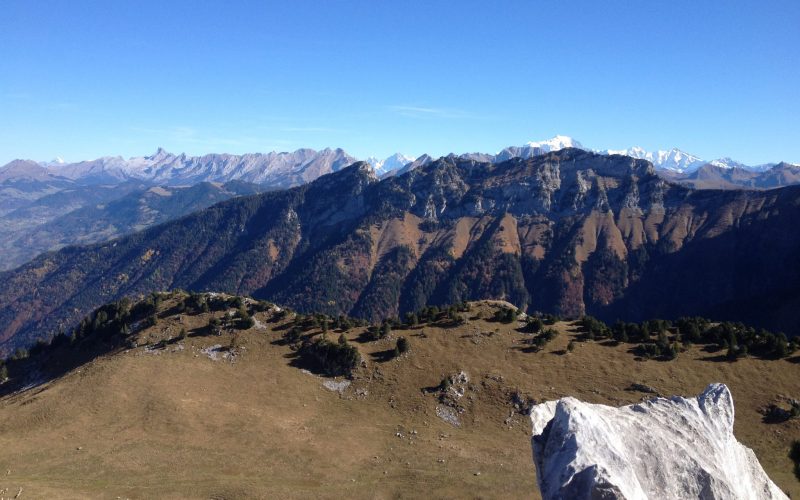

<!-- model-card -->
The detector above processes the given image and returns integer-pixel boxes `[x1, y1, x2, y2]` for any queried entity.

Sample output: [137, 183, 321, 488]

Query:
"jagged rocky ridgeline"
[530, 384, 787, 499]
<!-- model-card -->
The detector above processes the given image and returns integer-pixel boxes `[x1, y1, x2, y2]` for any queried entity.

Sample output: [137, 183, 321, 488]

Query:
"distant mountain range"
[460, 136, 795, 176]
[3, 149, 800, 356]
[18, 147, 356, 187]
[0, 139, 798, 272]
[399, 136, 800, 189]
[0, 148, 356, 270]
[0, 181, 264, 271]
[2, 135, 796, 187]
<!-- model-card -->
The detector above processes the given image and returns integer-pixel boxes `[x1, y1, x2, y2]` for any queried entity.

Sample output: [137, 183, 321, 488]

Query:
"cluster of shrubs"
[187, 293, 272, 315]
[296, 335, 360, 377]
[521, 313, 559, 332]
[408, 303, 470, 326]
[524, 328, 559, 351]
[577, 315, 798, 361]
[281, 311, 368, 345]
[493, 307, 518, 323]
[492, 307, 560, 327]
[75, 291, 263, 344]
[521, 316, 544, 333]
[279, 305, 427, 369]
[363, 322, 393, 341]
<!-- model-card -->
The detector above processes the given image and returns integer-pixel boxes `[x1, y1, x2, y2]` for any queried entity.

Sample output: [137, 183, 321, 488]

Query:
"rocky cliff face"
[2, 149, 800, 355]
[530, 384, 787, 500]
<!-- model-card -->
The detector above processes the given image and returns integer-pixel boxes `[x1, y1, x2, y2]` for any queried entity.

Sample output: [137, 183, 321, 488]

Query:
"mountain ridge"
[6, 136, 796, 184]
[4, 147, 358, 187]
[3, 149, 800, 356]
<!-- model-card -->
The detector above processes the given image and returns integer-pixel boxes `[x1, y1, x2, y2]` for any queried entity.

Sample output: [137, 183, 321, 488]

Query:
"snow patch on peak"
[530, 383, 786, 500]
[39, 157, 67, 168]
[492, 136, 587, 163]
[524, 135, 584, 151]
[366, 153, 416, 175]
[709, 157, 749, 169]
[601, 146, 705, 173]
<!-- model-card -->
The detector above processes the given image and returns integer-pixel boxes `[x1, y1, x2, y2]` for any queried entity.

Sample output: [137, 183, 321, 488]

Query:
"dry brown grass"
[0, 299, 798, 499]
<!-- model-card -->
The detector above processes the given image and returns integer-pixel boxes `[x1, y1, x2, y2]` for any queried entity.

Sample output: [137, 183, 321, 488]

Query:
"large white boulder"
[530, 383, 787, 499]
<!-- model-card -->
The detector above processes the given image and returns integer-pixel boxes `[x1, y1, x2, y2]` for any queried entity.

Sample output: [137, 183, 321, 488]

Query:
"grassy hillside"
[0, 293, 798, 498]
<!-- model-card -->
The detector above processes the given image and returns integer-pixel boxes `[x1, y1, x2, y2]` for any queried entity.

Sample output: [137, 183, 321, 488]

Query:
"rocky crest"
[530, 384, 787, 499]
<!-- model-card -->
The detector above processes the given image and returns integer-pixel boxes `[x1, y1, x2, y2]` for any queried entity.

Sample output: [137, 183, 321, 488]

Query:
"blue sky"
[1, 0, 798, 165]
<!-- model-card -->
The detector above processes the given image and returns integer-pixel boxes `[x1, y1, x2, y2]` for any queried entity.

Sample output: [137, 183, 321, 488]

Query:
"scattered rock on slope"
[530, 383, 787, 499]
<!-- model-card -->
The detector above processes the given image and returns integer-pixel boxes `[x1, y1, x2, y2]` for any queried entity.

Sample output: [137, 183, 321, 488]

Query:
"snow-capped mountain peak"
[601, 146, 705, 173]
[524, 135, 584, 151]
[492, 135, 585, 163]
[695, 157, 776, 173]
[708, 157, 749, 170]
[366, 153, 416, 176]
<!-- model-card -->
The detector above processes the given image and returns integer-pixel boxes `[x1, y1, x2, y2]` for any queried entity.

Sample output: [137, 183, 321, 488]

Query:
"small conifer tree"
[395, 337, 410, 356]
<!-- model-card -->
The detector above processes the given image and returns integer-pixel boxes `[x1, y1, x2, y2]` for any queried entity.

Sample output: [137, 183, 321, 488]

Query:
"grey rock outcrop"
[530, 384, 787, 499]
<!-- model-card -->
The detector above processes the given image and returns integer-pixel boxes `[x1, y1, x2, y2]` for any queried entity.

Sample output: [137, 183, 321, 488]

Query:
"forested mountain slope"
[2, 149, 800, 355]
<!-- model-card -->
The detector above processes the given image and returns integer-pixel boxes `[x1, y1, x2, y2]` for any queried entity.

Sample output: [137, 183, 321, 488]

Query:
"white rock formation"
[530, 384, 787, 500]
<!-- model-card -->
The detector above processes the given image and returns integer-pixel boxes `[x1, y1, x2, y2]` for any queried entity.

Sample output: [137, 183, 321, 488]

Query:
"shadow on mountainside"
[0, 340, 123, 399]
[594, 205, 800, 337]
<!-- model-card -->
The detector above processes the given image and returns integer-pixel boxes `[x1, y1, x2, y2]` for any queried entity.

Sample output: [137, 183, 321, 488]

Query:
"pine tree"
[726, 343, 739, 361]
[395, 337, 410, 356]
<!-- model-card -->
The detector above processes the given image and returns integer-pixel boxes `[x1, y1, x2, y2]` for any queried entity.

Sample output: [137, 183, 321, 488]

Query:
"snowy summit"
[524, 135, 584, 152]
[366, 153, 416, 176]
[601, 146, 705, 173]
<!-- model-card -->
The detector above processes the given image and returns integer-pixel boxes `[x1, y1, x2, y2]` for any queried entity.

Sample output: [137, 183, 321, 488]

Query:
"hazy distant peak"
[147, 147, 174, 162]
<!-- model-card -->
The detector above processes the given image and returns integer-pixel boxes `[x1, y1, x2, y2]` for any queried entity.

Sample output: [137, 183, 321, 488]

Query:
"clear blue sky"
[1, 0, 798, 165]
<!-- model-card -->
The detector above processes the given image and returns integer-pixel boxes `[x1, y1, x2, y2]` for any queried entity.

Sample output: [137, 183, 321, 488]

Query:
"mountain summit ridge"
[6, 135, 794, 184]
[3, 147, 357, 187]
